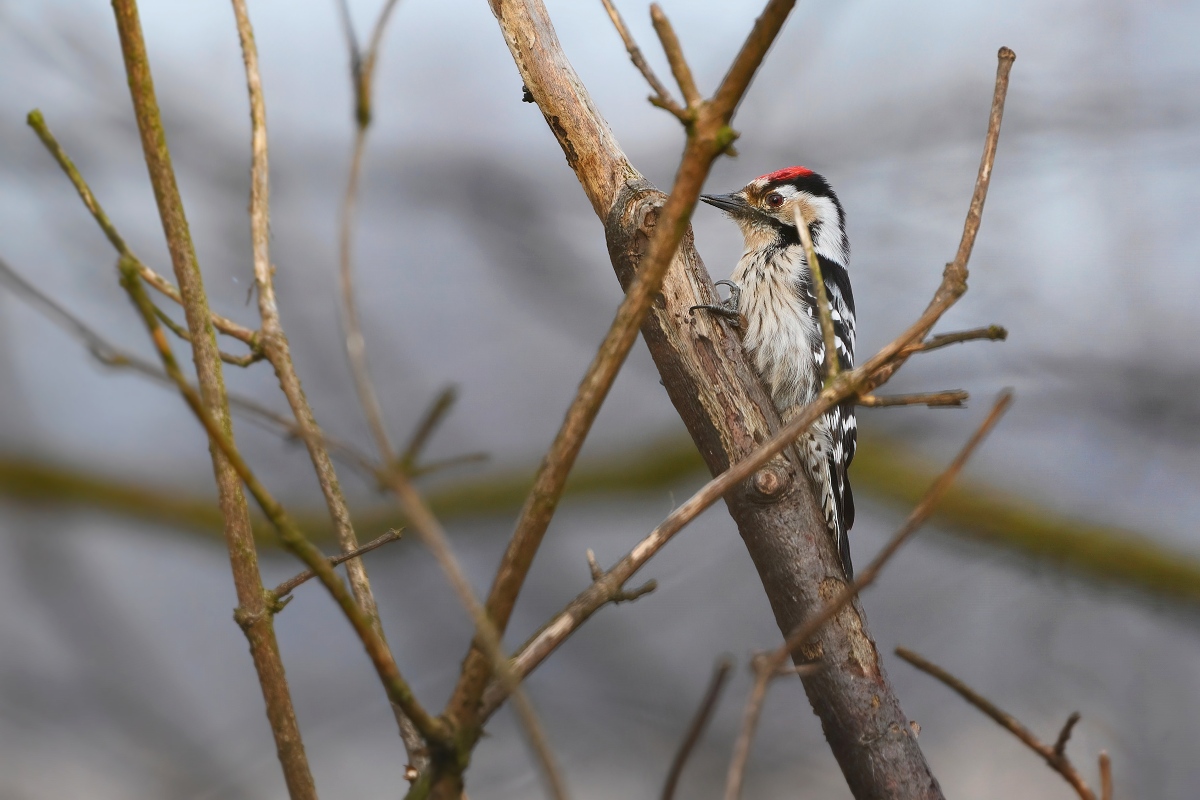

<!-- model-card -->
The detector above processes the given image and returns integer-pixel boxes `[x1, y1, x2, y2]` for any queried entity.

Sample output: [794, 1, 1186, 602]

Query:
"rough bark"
[605, 181, 942, 797]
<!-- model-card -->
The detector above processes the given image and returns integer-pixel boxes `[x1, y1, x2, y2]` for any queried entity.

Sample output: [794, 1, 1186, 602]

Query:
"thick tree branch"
[107, 2, 315, 796]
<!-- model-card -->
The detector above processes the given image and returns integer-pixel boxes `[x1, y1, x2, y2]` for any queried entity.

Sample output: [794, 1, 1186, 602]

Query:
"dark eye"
[766, 192, 785, 208]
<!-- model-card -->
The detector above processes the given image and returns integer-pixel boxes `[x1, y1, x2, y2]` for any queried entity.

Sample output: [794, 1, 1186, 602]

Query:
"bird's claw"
[689, 280, 742, 327]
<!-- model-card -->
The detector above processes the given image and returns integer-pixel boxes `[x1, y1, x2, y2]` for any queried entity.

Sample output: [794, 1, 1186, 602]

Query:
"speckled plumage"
[701, 168, 857, 576]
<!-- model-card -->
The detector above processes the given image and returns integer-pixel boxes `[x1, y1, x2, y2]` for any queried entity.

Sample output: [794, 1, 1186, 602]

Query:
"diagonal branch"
[229, 0, 427, 771]
[26, 110, 260, 349]
[649, 4, 701, 109]
[661, 658, 733, 800]
[271, 529, 403, 602]
[895, 647, 1098, 800]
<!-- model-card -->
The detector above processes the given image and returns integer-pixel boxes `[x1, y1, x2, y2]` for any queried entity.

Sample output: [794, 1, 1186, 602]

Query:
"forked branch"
[895, 647, 1103, 800]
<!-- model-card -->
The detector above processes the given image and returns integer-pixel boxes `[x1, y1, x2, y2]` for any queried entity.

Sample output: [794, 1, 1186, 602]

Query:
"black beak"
[699, 192, 751, 215]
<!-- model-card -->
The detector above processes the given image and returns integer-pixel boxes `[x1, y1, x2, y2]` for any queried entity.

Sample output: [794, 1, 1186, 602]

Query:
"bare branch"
[399, 385, 458, 473]
[858, 390, 969, 408]
[1054, 711, 1082, 758]
[381, 472, 569, 800]
[587, 549, 657, 602]
[228, 0, 424, 768]
[649, 4, 701, 108]
[598, 0, 686, 118]
[722, 392, 1013, 800]
[661, 659, 733, 800]
[709, 0, 797, 119]
[895, 647, 1097, 800]
[106, 2, 315, 794]
[1099, 752, 1113, 800]
[117, 256, 450, 749]
[844, 48, 1015, 394]
[902, 324, 1008, 355]
[337, 0, 405, 463]
[271, 529, 404, 601]
[25, 110, 260, 348]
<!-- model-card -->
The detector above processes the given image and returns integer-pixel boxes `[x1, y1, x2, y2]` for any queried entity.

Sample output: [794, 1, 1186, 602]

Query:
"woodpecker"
[695, 166, 857, 577]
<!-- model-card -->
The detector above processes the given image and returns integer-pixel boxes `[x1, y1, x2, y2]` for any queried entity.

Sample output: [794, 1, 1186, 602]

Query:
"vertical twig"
[338, 0, 404, 462]
[107, 2, 316, 796]
[793, 204, 839, 380]
[227, 0, 424, 768]
[1099, 752, 1113, 800]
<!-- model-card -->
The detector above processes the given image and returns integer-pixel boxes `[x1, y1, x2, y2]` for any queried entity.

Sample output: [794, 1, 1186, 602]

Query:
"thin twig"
[107, 3, 315, 795]
[661, 658, 733, 800]
[835, 47, 1016, 397]
[399, 385, 457, 472]
[0, 257, 376, 474]
[649, 4, 701, 108]
[722, 393, 1012, 800]
[337, 0, 404, 463]
[25, 110, 260, 348]
[228, 0, 424, 769]
[598, 0, 686, 118]
[117, 256, 451, 749]
[271, 529, 403, 600]
[857, 390, 969, 408]
[1099, 752, 1113, 800]
[408, 451, 489, 479]
[383, 472, 570, 800]
[1054, 712, 1082, 758]
[895, 647, 1096, 800]
[794, 204, 839, 381]
[902, 324, 1008, 355]
[153, 303, 264, 366]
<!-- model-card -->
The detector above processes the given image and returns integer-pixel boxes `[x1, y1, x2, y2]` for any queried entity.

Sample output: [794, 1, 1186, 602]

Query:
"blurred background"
[2, 0, 1199, 797]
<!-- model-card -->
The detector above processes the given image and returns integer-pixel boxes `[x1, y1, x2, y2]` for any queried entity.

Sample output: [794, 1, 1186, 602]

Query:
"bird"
[693, 166, 857, 577]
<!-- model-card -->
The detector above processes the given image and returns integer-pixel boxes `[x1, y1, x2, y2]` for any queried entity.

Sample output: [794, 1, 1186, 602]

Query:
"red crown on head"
[756, 165, 813, 183]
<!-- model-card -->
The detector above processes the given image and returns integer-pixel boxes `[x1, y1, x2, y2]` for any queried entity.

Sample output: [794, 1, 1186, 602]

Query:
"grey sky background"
[1, 0, 1198, 797]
